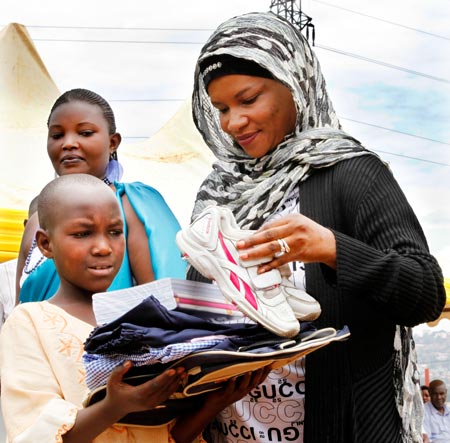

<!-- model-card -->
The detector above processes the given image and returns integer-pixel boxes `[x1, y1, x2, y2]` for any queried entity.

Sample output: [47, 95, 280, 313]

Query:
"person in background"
[422, 385, 431, 404]
[0, 174, 269, 443]
[0, 259, 16, 330]
[421, 383, 432, 442]
[423, 379, 450, 443]
[0, 196, 39, 329]
[16, 88, 186, 304]
[23, 195, 39, 227]
[188, 11, 445, 443]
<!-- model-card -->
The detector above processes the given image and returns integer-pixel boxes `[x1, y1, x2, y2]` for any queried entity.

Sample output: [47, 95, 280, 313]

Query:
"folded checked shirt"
[83, 337, 232, 391]
[83, 295, 315, 390]
[82, 295, 350, 427]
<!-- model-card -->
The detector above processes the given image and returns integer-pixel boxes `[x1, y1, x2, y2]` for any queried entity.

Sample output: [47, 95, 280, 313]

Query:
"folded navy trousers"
[84, 295, 304, 354]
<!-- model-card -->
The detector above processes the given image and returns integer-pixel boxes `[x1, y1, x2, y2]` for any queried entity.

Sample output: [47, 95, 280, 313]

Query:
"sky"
[1, 0, 449, 279]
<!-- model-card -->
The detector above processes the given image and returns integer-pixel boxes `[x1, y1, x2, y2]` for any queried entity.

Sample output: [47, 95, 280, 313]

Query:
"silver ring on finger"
[274, 239, 286, 258]
[279, 238, 290, 253]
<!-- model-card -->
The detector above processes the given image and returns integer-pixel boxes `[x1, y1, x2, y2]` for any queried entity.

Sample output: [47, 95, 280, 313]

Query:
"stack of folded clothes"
[83, 295, 349, 426]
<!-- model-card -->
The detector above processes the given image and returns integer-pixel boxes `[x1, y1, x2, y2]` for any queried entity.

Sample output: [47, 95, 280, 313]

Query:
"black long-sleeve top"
[188, 154, 445, 443]
[301, 154, 445, 442]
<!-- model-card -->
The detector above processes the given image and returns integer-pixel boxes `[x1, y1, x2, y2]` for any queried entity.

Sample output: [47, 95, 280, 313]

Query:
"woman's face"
[47, 100, 119, 179]
[208, 74, 297, 158]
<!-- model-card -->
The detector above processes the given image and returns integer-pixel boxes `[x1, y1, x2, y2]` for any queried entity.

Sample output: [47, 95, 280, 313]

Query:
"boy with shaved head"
[0, 174, 267, 443]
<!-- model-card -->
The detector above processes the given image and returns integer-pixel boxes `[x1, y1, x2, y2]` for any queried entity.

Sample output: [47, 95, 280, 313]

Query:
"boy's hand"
[104, 361, 186, 417]
[205, 365, 272, 410]
[170, 365, 272, 443]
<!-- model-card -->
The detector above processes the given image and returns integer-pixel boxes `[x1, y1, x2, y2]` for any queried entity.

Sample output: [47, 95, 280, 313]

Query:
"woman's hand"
[236, 214, 337, 273]
[104, 361, 186, 418]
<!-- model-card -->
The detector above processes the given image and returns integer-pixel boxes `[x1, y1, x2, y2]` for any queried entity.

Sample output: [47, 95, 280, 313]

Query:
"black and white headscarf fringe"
[191, 11, 378, 229]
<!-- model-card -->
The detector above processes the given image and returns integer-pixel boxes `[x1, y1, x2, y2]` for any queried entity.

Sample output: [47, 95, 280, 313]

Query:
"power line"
[110, 99, 184, 102]
[372, 149, 449, 167]
[340, 117, 450, 147]
[311, 0, 450, 41]
[21, 24, 215, 32]
[316, 44, 450, 84]
[33, 38, 202, 45]
[30, 36, 449, 84]
[14, 17, 450, 41]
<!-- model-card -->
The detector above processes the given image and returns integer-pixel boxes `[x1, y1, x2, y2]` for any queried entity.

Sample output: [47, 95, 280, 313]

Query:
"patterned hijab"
[192, 12, 376, 229]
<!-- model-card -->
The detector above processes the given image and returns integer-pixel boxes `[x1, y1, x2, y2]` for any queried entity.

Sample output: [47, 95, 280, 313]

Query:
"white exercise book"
[92, 278, 241, 325]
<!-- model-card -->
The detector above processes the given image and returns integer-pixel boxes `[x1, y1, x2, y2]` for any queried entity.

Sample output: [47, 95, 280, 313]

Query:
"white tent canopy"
[0, 22, 214, 228]
[120, 99, 214, 227]
[0, 23, 60, 210]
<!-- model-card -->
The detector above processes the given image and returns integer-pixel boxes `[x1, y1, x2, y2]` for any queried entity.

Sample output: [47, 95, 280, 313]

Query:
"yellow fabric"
[0, 208, 26, 262]
[445, 278, 450, 306]
[0, 302, 202, 443]
[426, 278, 450, 326]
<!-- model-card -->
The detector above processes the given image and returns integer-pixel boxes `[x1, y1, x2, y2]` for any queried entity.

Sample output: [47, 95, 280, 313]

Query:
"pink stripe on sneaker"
[218, 232, 258, 310]
[242, 279, 258, 310]
[218, 232, 238, 265]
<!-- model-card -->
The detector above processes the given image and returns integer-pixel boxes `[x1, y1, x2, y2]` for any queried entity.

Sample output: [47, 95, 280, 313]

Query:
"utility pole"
[269, 0, 315, 44]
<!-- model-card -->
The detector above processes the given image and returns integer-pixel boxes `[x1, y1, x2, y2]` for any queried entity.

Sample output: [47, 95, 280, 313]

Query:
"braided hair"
[47, 88, 116, 135]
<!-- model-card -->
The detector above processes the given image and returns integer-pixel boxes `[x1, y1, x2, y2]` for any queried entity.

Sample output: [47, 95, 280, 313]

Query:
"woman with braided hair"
[16, 88, 186, 303]
[187, 11, 445, 443]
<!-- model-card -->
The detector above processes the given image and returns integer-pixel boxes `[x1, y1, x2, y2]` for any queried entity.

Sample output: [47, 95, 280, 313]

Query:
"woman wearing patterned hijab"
[189, 11, 445, 443]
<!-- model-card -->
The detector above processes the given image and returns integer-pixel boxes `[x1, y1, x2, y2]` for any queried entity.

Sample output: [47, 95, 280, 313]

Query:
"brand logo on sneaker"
[205, 216, 212, 235]
[218, 232, 258, 310]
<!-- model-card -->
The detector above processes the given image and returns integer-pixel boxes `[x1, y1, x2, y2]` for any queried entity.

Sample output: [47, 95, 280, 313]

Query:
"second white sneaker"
[278, 264, 321, 321]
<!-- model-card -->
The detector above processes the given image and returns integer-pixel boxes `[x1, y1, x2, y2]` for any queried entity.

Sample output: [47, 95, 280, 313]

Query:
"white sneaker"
[216, 206, 321, 322]
[278, 264, 321, 321]
[176, 206, 300, 338]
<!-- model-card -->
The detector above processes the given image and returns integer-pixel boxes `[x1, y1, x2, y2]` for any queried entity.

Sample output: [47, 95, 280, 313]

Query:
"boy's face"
[41, 188, 125, 296]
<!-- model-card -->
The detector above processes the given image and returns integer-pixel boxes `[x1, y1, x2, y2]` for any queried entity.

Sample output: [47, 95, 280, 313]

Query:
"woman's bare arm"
[121, 194, 155, 284]
[15, 212, 39, 304]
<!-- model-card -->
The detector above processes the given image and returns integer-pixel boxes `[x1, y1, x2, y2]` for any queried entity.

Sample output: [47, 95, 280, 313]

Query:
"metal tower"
[269, 0, 315, 44]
